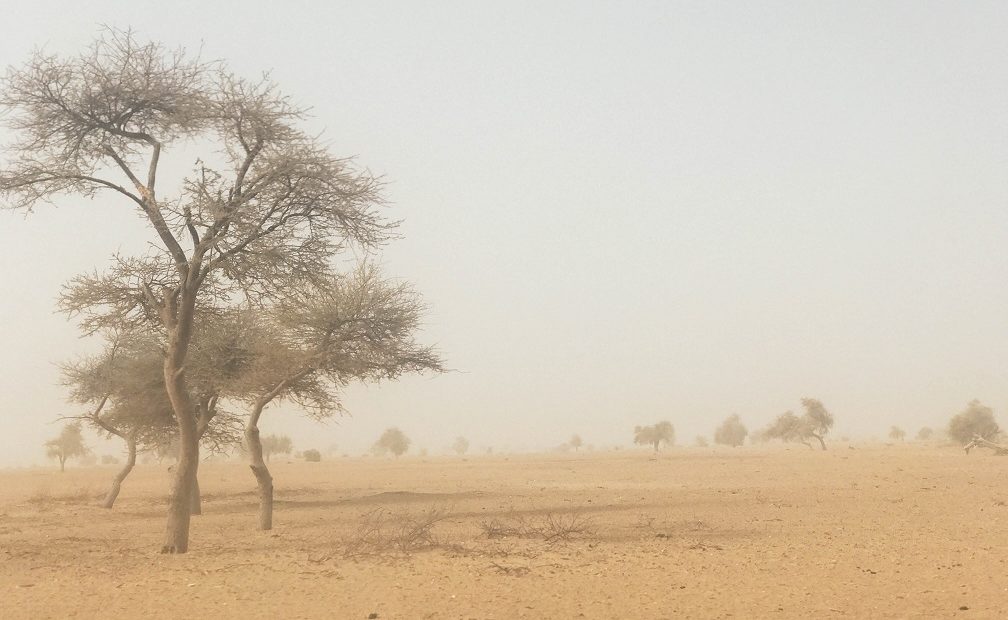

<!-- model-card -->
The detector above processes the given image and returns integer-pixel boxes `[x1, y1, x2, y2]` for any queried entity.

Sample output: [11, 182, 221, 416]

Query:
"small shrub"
[101, 454, 120, 465]
[303, 449, 322, 462]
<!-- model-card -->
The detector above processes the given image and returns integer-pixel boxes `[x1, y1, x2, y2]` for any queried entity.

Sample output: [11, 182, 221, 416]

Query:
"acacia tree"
[569, 434, 583, 452]
[45, 424, 89, 472]
[948, 400, 1000, 445]
[889, 426, 906, 442]
[763, 399, 834, 450]
[374, 427, 411, 457]
[916, 427, 934, 441]
[452, 436, 469, 455]
[236, 266, 440, 530]
[1, 31, 389, 552]
[714, 414, 748, 447]
[634, 421, 675, 452]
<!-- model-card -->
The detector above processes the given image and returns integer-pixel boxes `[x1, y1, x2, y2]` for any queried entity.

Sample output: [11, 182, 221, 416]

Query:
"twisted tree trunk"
[102, 436, 137, 509]
[811, 433, 826, 451]
[246, 400, 274, 531]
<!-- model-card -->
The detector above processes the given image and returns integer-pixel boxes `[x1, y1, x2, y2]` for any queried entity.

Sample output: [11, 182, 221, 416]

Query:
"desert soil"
[1, 444, 1006, 619]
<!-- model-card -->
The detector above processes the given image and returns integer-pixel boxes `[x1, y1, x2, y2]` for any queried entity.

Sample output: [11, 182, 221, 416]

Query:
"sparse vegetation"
[261, 435, 293, 462]
[569, 434, 583, 452]
[948, 400, 1000, 446]
[714, 414, 748, 447]
[633, 421, 675, 452]
[452, 436, 470, 455]
[889, 426, 906, 442]
[695, 435, 709, 447]
[916, 427, 934, 441]
[45, 424, 89, 472]
[303, 449, 322, 462]
[373, 428, 411, 458]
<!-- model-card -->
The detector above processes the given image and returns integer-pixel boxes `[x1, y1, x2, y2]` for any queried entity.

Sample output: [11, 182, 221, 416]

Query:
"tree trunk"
[189, 471, 202, 515]
[161, 332, 199, 552]
[812, 434, 826, 451]
[59, 456, 66, 472]
[245, 408, 274, 531]
[102, 437, 137, 509]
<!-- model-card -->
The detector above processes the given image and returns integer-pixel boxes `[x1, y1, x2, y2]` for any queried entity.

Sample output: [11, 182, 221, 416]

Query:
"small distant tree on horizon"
[374, 427, 411, 458]
[261, 435, 293, 462]
[889, 426, 906, 442]
[714, 414, 748, 447]
[762, 398, 834, 450]
[948, 400, 1000, 445]
[634, 421, 675, 452]
[452, 436, 469, 455]
[695, 435, 709, 447]
[916, 427, 934, 441]
[569, 434, 583, 452]
[45, 424, 89, 472]
[302, 449, 321, 462]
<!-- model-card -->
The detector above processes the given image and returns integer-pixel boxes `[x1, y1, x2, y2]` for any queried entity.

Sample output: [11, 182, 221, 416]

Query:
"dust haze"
[1, 2, 1007, 617]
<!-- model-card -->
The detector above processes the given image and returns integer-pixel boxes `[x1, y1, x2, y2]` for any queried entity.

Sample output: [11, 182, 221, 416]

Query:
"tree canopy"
[634, 421, 675, 452]
[948, 400, 1000, 445]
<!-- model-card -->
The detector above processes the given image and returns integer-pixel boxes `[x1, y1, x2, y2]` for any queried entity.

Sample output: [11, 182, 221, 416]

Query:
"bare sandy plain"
[2, 444, 1006, 619]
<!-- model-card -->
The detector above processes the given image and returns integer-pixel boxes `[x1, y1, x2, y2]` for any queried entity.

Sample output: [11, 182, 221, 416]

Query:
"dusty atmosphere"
[2, 2, 1007, 618]
[2, 445, 1004, 618]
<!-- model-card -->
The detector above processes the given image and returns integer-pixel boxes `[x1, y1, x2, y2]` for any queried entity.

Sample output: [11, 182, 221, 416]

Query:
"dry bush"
[480, 507, 594, 544]
[340, 506, 451, 558]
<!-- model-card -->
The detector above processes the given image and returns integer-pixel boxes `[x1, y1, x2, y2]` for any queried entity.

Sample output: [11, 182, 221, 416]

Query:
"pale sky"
[1, 1, 1007, 465]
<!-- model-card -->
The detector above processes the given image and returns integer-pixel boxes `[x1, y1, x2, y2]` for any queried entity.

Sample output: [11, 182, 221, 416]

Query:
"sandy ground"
[2, 444, 1006, 619]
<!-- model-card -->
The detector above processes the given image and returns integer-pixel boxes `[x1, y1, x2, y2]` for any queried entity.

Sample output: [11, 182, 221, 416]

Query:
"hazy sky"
[2, 1, 1007, 465]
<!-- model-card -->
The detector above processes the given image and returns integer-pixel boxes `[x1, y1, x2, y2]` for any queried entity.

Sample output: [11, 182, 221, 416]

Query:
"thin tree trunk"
[102, 437, 137, 509]
[812, 434, 826, 451]
[245, 401, 274, 531]
[59, 456, 66, 472]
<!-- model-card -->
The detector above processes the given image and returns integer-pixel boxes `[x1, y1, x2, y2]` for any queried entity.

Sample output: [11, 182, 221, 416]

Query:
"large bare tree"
[1, 30, 389, 552]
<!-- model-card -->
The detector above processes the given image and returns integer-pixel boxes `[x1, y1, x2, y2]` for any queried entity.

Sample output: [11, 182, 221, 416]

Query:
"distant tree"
[261, 435, 293, 462]
[916, 427, 934, 441]
[101, 454, 120, 465]
[452, 436, 470, 455]
[762, 398, 834, 450]
[374, 427, 411, 457]
[569, 434, 583, 452]
[302, 449, 321, 462]
[714, 414, 748, 447]
[634, 421, 675, 452]
[889, 426, 906, 442]
[695, 435, 709, 447]
[948, 400, 1000, 445]
[45, 424, 89, 472]
[800, 398, 834, 450]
